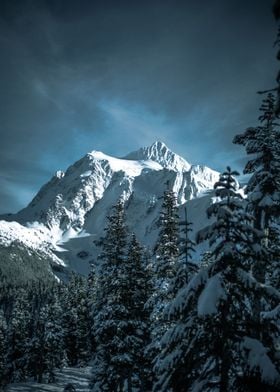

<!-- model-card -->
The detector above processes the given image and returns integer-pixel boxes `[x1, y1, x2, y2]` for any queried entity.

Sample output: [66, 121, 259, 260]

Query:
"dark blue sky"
[0, 0, 278, 213]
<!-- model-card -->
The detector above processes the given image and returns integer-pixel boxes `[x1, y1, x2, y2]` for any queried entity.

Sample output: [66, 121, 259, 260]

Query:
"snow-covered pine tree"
[91, 200, 150, 391]
[62, 274, 79, 366]
[61, 273, 91, 367]
[27, 303, 48, 383]
[75, 275, 91, 366]
[233, 93, 280, 296]
[199, 168, 280, 391]
[175, 207, 197, 291]
[155, 186, 180, 286]
[87, 264, 98, 355]
[267, 224, 280, 288]
[147, 186, 181, 387]
[125, 233, 152, 391]
[26, 281, 55, 382]
[233, 93, 280, 241]
[272, 0, 280, 114]
[154, 168, 280, 391]
[6, 288, 31, 383]
[153, 208, 196, 392]
[0, 310, 7, 389]
[44, 295, 65, 383]
[91, 200, 129, 390]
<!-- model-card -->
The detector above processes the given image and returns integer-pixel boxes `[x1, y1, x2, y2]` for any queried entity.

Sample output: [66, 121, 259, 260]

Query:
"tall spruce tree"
[75, 275, 91, 366]
[0, 310, 7, 389]
[62, 276, 78, 366]
[6, 288, 31, 382]
[146, 186, 180, 387]
[175, 207, 197, 291]
[229, 11, 280, 389]
[87, 264, 98, 355]
[233, 5, 280, 285]
[125, 234, 152, 391]
[154, 168, 280, 391]
[233, 95, 280, 324]
[43, 293, 65, 383]
[233, 93, 280, 234]
[62, 274, 91, 366]
[91, 200, 151, 391]
[27, 303, 48, 383]
[153, 208, 196, 392]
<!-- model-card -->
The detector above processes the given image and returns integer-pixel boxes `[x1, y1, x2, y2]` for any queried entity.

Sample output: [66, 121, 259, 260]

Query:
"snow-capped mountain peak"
[87, 150, 162, 177]
[0, 142, 220, 277]
[124, 141, 192, 172]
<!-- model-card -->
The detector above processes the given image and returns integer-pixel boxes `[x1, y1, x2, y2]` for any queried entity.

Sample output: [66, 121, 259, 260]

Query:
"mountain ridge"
[0, 141, 219, 277]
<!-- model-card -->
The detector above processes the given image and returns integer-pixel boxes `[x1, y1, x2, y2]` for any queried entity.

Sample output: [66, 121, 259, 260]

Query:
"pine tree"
[91, 200, 152, 391]
[271, 0, 280, 113]
[146, 187, 181, 388]
[62, 274, 91, 366]
[62, 274, 79, 366]
[6, 288, 31, 382]
[175, 207, 197, 291]
[125, 234, 152, 391]
[233, 94, 280, 329]
[0, 281, 70, 385]
[87, 264, 98, 355]
[233, 93, 280, 236]
[155, 187, 180, 284]
[27, 304, 48, 383]
[44, 296, 65, 383]
[0, 310, 7, 389]
[154, 168, 280, 391]
[149, 188, 180, 345]
[75, 275, 91, 366]
[200, 168, 280, 391]
[228, 13, 280, 388]
[91, 200, 134, 391]
[153, 208, 196, 392]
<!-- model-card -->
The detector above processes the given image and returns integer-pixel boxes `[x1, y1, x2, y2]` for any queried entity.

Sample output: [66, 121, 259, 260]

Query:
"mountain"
[0, 141, 219, 278]
[124, 141, 191, 172]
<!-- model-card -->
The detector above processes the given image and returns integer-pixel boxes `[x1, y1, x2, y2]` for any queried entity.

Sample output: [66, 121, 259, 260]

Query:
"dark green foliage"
[62, 274, 91, 366]
[149, 188, 180, 333]
[154, 169, 280, 392]
[233, 93, 280, 232]
[0, 310, 7, 388]
[153, 206, 197, 392]
[44, 299, 65, 383]
[0, 242, 55, 286]
[147, 188, 182, 389]
[91, 201, 152, 391]
[0, 275, 93, 386]
[155, 188, 180, 281]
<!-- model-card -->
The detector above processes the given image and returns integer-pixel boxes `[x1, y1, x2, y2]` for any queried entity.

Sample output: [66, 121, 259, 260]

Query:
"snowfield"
[6, 367, 91, 392]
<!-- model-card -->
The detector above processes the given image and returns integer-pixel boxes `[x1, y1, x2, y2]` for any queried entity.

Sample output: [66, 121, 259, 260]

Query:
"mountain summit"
[124, 141, 191, 172]
[0, 142, 219, 276]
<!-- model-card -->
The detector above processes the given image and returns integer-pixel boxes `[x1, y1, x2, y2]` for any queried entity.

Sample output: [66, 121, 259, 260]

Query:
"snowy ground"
[6, 367, 91, 392]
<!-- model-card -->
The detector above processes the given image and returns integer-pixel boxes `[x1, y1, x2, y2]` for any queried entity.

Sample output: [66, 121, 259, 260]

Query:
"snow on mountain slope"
[10, 147, 163, 231]
[0, 141, 220, 276]
[125, 141, 192, 172]
[0, 220, 65, 266]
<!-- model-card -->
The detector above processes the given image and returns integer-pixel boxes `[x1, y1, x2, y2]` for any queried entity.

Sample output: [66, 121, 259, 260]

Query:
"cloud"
[0, 176, 37, 214]
[0, 0, 277, 212]
[98, 100, 174, 150]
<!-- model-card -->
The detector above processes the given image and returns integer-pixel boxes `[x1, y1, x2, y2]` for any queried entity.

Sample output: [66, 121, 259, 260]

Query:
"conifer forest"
[1, 2, 280, 392]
